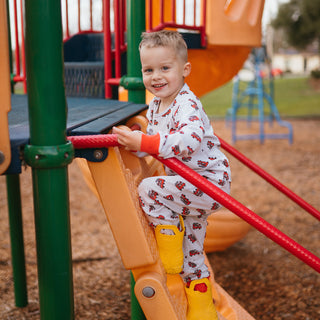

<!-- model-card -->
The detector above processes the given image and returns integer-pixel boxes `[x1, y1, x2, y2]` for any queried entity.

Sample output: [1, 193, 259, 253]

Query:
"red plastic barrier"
[67, 134, 320, 273]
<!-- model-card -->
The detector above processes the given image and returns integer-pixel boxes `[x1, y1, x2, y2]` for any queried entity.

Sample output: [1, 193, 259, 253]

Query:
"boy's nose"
[152, 70, 161, 80]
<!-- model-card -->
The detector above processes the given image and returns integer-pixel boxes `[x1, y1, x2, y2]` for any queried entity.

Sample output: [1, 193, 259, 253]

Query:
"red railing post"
[103, 0, 112, 98]
[19, 0, 26, 93]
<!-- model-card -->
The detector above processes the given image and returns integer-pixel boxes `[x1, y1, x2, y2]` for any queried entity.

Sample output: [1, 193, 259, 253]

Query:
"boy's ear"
[183, 62, 191, 78]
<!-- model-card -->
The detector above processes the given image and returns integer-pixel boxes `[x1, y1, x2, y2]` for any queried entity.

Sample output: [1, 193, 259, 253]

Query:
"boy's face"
[140, 45, 191, 107]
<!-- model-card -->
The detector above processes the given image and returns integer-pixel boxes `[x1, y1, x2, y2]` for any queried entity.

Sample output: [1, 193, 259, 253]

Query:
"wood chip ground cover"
[0, 120, 319, 319]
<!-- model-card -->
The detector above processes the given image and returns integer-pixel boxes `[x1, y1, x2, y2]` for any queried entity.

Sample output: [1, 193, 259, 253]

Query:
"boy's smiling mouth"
[153, 83, 167, 89]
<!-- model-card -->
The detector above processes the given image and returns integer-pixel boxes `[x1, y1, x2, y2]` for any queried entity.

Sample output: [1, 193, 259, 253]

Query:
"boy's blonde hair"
[139, 30, 188, 62]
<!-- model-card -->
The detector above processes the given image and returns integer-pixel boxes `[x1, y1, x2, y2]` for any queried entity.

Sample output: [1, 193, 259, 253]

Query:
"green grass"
[201, 76, 320, 118]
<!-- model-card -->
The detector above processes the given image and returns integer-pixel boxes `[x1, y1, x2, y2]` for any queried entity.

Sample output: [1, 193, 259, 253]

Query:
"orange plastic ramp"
[86, 146, 188, 319]
[82, 120, 255, 319]
[0, 0, 12, 174]
[85, 144, 256, 319]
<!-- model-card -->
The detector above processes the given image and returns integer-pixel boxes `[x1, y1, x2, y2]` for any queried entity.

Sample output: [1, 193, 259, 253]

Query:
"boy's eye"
[162, 66, 169, 71]
[144, 68, 152, 73]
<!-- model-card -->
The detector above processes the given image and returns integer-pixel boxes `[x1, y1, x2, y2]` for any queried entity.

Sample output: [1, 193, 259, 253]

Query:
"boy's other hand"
[112, 127, 142, 151]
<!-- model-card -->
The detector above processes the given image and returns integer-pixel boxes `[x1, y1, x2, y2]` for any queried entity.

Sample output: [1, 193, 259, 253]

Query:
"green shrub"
[310, 69, 320, 79]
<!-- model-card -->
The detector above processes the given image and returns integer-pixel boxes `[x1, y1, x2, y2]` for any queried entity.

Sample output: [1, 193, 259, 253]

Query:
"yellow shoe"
[154, 216, 185, 274]
[185, 278, 219, 320]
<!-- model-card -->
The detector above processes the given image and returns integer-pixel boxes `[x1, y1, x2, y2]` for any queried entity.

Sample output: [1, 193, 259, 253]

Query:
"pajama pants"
[138, 173, 231, 283]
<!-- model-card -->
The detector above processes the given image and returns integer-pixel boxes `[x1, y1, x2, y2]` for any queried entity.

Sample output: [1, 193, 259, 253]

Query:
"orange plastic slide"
[186, 0, 265, 97]
[0, 0, 12, 174]
[144, 0, 265, 98]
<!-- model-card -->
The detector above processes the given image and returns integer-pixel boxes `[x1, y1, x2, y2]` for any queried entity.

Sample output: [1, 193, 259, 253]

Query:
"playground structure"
[227, 47, 293, 144]
[1, 0, 320, 319]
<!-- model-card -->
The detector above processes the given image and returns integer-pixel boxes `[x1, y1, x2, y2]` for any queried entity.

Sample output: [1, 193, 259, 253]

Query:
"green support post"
[6, 174, 28, 307]
[126, 0, 146, 104]
[24, 1, 74, 319]
[126, 1, 147, 319]
[5, 0, 28, 306]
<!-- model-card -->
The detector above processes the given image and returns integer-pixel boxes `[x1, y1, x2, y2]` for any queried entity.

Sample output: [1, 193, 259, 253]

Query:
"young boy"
[113, 30, 231, 320]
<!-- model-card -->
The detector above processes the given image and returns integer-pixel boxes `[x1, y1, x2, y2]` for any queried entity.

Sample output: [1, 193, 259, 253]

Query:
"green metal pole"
[24, 0, 74, 319]
[126, 1, 146, 319]
[6, 0, 27, 306]
[126, 0, 146, 104]
[6, 174, 28, 307]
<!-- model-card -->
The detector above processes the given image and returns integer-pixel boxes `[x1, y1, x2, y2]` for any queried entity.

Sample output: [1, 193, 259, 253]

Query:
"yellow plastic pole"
[0, 0, 12, 174]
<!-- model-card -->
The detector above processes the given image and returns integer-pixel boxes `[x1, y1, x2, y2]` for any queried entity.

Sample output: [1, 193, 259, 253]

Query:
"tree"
[271, 0, 320, 52]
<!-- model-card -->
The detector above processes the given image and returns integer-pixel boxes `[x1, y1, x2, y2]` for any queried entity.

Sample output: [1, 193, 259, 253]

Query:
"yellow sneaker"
[185, 278, 219, 320]
[154, 216, 185, 274]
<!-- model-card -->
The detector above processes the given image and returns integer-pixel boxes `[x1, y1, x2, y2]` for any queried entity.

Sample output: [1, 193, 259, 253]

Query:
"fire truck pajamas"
[138, 175, 230, 283]
[137, 83, 231, 283]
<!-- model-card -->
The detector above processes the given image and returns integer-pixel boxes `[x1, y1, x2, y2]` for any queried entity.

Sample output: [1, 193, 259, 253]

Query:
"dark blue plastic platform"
[7, 94, 147, 174]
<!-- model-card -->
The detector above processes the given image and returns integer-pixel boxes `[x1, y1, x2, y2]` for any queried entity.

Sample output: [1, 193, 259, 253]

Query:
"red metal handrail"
[67, 133, 320, 274]
[217, 136, 320, 222]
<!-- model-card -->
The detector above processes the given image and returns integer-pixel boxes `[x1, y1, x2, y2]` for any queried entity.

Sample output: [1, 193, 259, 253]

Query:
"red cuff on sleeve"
[140, 133, 160, 154]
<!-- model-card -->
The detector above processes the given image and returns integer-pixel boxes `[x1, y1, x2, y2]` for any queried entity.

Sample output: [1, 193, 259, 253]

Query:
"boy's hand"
[112, 127, 142, 151]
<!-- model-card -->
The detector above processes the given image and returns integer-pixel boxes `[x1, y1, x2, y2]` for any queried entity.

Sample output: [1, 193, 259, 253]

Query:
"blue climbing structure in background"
[227, 47, 293, 144]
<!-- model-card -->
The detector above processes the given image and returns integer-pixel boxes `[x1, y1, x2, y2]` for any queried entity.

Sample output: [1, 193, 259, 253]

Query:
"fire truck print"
[180, 194, 191, 205]
[223, 171, 229, 181]
[191, 132, 201, 142]
[172, 145, 180, 155]
[196, 209, 206, 217]
[189, 99, 199, 110]
[156, 178, 165, 189]
[148, 190, 158, 200]
[162, 109, 171, 117]
[189, 249, 201, 257]
[193, 188, 203, 197]
[164, 194, 174, 201]
[197, 160, 209, 168]
[194, 269, 202, 278]
[149, 222, 156, 228]
[180, 90, 188, 95]
[188, 261, 197, 268]
[175, 181, 185, 190]
[188, 234, 197, 243]
[182, 156, 192, 162]
[218, 179, 225, 186]
[211, 202, 220, 210]
[207, 141, 215, 149]
[139, 196, 145, 207]
[182, 207, 190, 215]
[189, 115, 199, 122]
[192, 222, 202, 230]
[223, 159, 229, 167]
[187, 146, 194, 155]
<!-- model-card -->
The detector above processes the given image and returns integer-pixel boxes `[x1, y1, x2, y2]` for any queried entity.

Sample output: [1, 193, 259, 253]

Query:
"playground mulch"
[0, 119, 319, 319]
